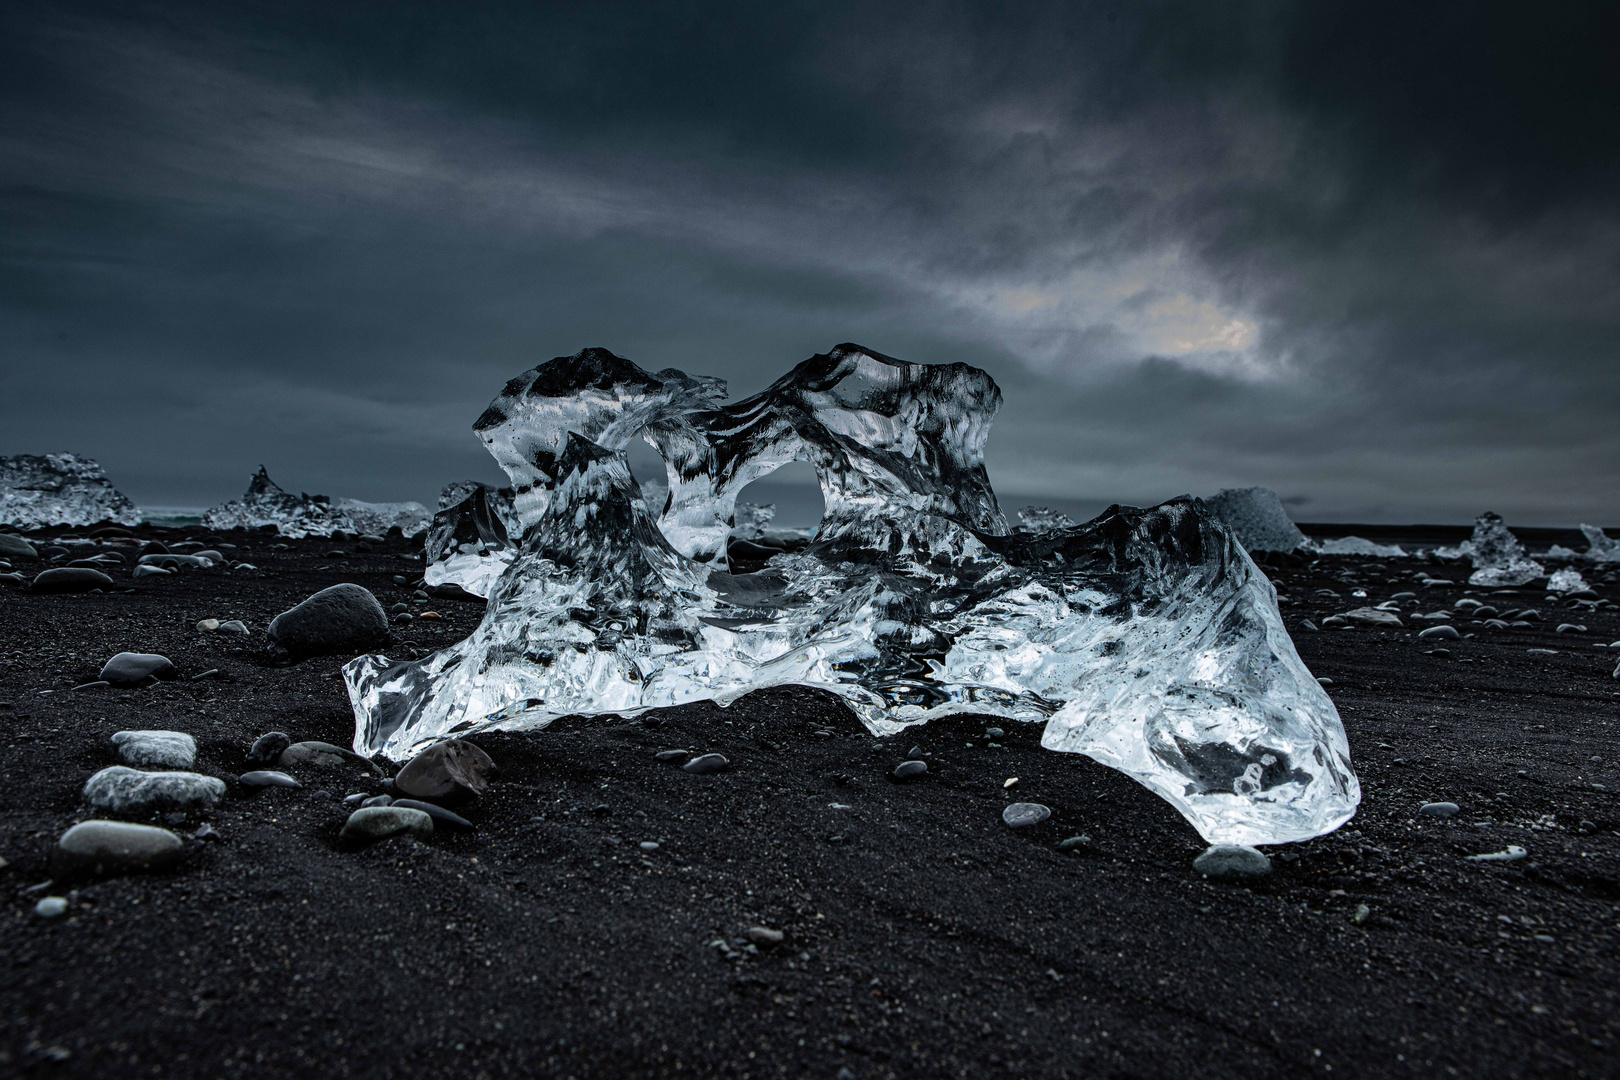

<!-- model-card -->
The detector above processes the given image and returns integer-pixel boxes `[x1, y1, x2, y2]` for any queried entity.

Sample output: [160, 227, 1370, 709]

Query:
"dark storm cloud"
[2, 0, 1616, 523]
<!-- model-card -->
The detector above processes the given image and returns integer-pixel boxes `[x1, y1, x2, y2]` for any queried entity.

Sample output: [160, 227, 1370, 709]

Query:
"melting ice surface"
[349, 345, 1359, 845]
[204, 468, 429, 538]
[1463, 512, 1544, 587]
[0, 453, 142, 528]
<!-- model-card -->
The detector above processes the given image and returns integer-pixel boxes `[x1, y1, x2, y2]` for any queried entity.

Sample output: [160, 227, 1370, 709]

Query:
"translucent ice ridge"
[1206, 487, 1312, 553]
[347, 345, 1359, 845]
[1580, 524, 1620, 563]
[1316, 536, 1407, 558]
[203, 468, 428, 539]
[1464, 512, 1544, 587]
[0, 453, 142, 529]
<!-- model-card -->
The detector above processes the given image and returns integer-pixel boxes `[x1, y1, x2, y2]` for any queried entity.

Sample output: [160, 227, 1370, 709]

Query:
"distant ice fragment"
[1206, 487, 1311, 553]
[0, 453, 141, 528]
[1580, 524, 1620, 563]
[1316, 536, 1407, 557]
[1464, 512, 1544, 587]
[204, 467, 427, 538]
[1016, 506, 1076, 534]
[1544, 544, 1579, 559]
[346, 344, 1359, 846]
[732, 502, 776, 541]
[1547, 568, 1588, 593]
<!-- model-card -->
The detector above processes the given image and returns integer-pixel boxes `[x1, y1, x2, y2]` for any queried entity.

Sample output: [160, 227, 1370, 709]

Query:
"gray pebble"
[267, 583, 388, 657]
[35, 896, 69, 919]
[655, 749, 689, 762]
[362, 794, 393, 807]
[892, 760, 927, 781]
[984, 728, 1005, 739]
[340, 805, 433, 845]
[217, 620, 248, 635]
[246, 731, 291, 765]
[238, 770, 302, 789]
[745, 926, 784, 946]
[392, 798, 474, 829]
[907, 746, 926, 760]
[98, 652, 176, 686]
[53, 820, 184, 879]
[1193, 844, 1271, 879]
[342, 792, 369, 807]
[1417, 625, 1461, 640]
[84, 766, 225, 815]
[1057, 835, 1092, 851]
[110, 730, 197, 769]
[639, 841, 660, 852]
[32, 567, 114, 593]
[1419, 801, 1460, 818]
[1002, 802, 1051, 828]
[682, 753, 730, 775]
[0, 534, 38, 560]
[278, 741, 353, 770]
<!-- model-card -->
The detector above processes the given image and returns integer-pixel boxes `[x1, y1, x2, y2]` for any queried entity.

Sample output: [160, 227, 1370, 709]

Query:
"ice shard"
[423, 482, 519, 596]
[1547, 567, 1589, 593]
[204, 468, 428, 538]
[1206, 487, 1312, 554]
[346, 344, 1358, 845]
[1016, 506, 1076, 534]
[1463, 512, 1544, 587]
[0, 453, 142, 529]
[1580, 524, 1620, 563]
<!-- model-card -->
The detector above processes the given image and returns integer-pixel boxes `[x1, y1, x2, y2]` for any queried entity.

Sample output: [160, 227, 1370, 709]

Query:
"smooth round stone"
[891, 760, 927, 781]
[745, 926, 784, 946]
[32, 567, 114, 593]
[390, 798, 474, 830]
[195, 549, 224, 563]
[131, 564, 172, 578]
[984, 727, 1005, 739]
[98, 652, 176, 686]
[1057, 835, 1092, 851]
[239, 770, 301, 789]
[246, 731, 292, 765]
[340, 806, 433, 845]
[1002, 802, 1051, 828]
[639, 841, 660, 852]
[906, 746, 926, 760]
[1193, 844, 1272, 879]
[1419, 801, 1460, 818]
[110, 729, 197, 769]
[278, 741, 352, 770]
[218, 620, 249, 635]
[35, 896, 69, 919]
[362, 794, 393, 807]
[136, 553, 213, 569]
[682, 753, 730, 775]
[196, 618, 221, 633]
[654, 749, 689, 762]
[267, 583, 388, 657]
[1418, 625, 1462, 640]
[394, 739, 493, 800]
[0, 534, 39, 560]
[83, 766, 224, 814]
[53, 820, 184, 879]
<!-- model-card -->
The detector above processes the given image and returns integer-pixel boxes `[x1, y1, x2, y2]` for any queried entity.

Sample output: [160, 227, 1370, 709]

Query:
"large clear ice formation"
[0, 453, 142, 528]
[1580, 524, 1620, 563]
[203, 468, 428, 538]
[1206, 487, 1311, 553]
[1317, 536, 1407, 558]
[347, 345, 1359, 845]
[1464, 512, 1544, 587]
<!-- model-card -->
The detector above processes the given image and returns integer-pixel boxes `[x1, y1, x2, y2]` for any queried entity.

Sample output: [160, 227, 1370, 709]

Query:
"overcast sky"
[4, 1, 1618, 524]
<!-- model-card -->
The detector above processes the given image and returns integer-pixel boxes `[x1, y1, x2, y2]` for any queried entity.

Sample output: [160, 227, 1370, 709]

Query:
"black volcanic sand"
[2, 527, 1619, 1079]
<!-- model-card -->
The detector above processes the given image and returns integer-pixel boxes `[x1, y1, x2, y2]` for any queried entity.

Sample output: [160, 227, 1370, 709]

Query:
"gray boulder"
[393, 739, 492, 801]
[53, 820, 185, 879]
[110, 730, 196, 769]
[83, 766, 225, 815]
[1193, 844, 1272, 879]
[0, 533, 38, 560]
[267, 583, 388, 657]
[32, 567, 114, 593]
[99, 652, 176, 685]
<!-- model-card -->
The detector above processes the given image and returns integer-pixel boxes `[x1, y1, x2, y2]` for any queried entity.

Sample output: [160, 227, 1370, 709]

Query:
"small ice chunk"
[1206, 487, 1311, 553]
[1015, 506, 1075, 534]
[204, 468, 429, 538]
[1579, 524, 1620, 563]
[1547, 568, 1588, 593]
[1316, 536, 1407, 557]
[331, 497, 430, 538]
[1464, 512, 1544, 587]
[0, 453, 141, 528]
[732, 501, 776, 541]
[1544, 544, 1579, 559]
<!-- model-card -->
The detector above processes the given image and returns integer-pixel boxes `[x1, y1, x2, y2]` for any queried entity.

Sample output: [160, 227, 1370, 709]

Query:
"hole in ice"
[623, 432, 671, 517]
[725, 463, 824, 570]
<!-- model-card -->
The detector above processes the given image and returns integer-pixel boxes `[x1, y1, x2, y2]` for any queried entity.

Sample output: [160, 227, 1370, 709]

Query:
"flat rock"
[53, 820, 185, 879]
[1345, 607, 1403, 627]
[1002, 802, 1051, 828]
[0, 533, 39, 560]
[1193, 844, 1272, 879]
[32, 567, 114, 593]
[682, 753, 730, 775]
[279, 741, 354, 770]
[390, 798, 474, 830]
[1418, 625, 1461, 640]
[340, 806, 433, 845]
[393, 739, 493, 800]
[267, 583, 388, 657]
[239, 770, 302, 789]
[110, 730, 196, 769]
[83, 766, 225, 815]
[99, 652, 176, 686]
